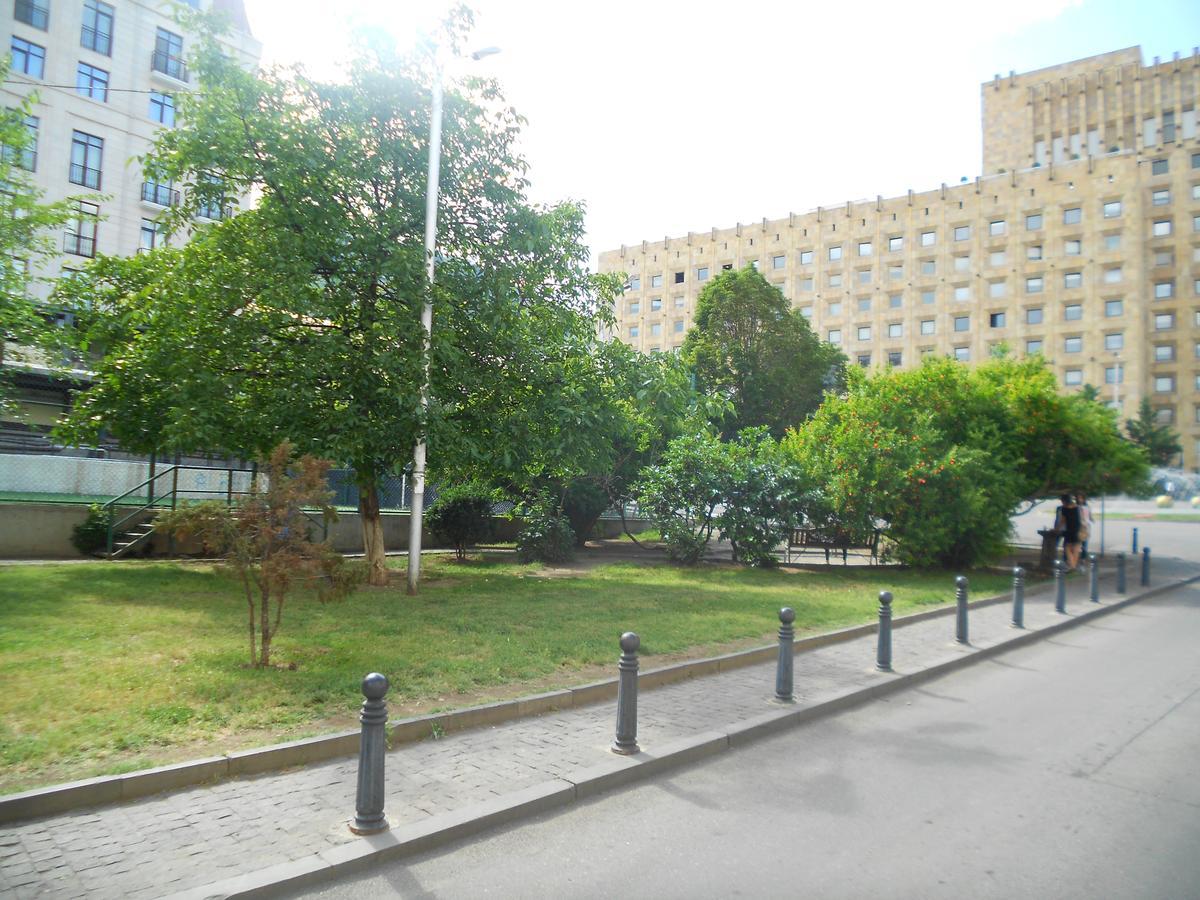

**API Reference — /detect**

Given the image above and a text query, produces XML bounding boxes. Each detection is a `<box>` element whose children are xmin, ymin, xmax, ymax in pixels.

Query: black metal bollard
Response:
<box><xmin>1141</xmin><ymin>547</ymin><xmax>1151</xmax><ymax>587</ymax></box>
<box><xmin>955</xmin><ymin>576</ymin><xmax>969</xmax><ymax>644</ymax></box>
<box><xmin>775</xmin><ymin>608</ymin><xmax>795</xmax><ymax>703</ymax></box>
<box><xmin>1054</xmin><ymin>560</ymin><xmax>1066</xmax><ymax>613</ymax></box>
<box><xmin>876</xmin><ymin>591</ymin><xmax>893</xmax><ymax>672</ymax></box>
<box><xmin>1117</xmin><ymin>552</ymin><xmax>1126</xmax><ymax>594</ymax></box>
<box><xmin>1089</xmin><ymin>554</ymin><xmax>1099</xmax><ymax>602</ymax></box>
<box><xmin>1011</xmin><ymin>567</ymin><xmax>1025</xmax><ymax>629</ymax></box>
<box><xmin>611</xmin><ymin>632</ymin><xmax>641</xmax><ymax>755</ymax></box>
<box><xmin>349</xmin><ymin>672</ymin><xmax>390</xmax><ymax>835</ymax></box>
<box><xmin>1132</xmin><ymin>527</ymin><xmax>1139</xmax><ymax>554</ymax></box>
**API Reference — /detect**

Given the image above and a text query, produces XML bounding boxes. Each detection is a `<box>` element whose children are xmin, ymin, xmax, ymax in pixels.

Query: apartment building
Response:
<box><xmin>2</xmin><ymin>0</ymin><xmax>260</xmax><ymax>433</ymax></box>
<box><xmin>599</xmin><ymin>47</ymin><xmax>1200</xmax><ymax>471</ymax></box>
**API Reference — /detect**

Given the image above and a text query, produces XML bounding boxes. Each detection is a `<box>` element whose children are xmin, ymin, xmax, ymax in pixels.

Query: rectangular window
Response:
<box><xmin>627</xmin><ymin>276</ymin><xmax>641</xmax><ymax>292</ymax></box>
<box><xmin>954</xmin><ymin>225</ymin><xmax>970</xmax><ymax>241</ymax></box>
<box><xmin>888</xmin><ymin>236</ymin><xmax>903</xmax><ymax>252</ymax></box>
<box><xmin>1105</xmin><ymin>332</ymin><xmax>1124</xmax><ymax>350</ymax></box>
<box><xmin>799</xmin><ymin>306</ymin><xmax>812</xmax><ymax>318</ymax></box>
<box><xmin>1065</xmin><ymin>369</ymin><xmax>1083</xmax><ymax>386</ymax></box>
<box><xmin>798</xmin><ymin>277</ymin><xmax>813</xmax><ymax>291</ymax></box>
<box><xmin>888</xmin><ymin>294</ymin><xmax>902</xmax><ymax>309</ymax></box>
<box><xmin>989</xmin><ymin>312</ymin><xmax>1005</xmax><ymax>328</ymax></box>
<box><xmin>1064</xmin><ymin>304</ymin><xmax>1082</xmax><ymax>321</ymax></box>
<box><xmin>1027</xmin><ymin>244</ymin><xmax>1043</xmax><ymax>261</ymax></box>
<box><xmin>920</xmin><ymin>231</ymin><xmax>935</xmax><ymax>247</ymax></box>
<box><xmin>1104</xmin><ymin>233</ymin><xmax>1121</xmax><ymax>251</ymax></box>
<box><xmin>829</xmin><ymin>245</ymin><xmax>843</xmax><ymax>261</ymax></box>
<box><xmin>857</xmin><ymin>269</ymin><xmax>871</xmax><ymax>285</ymax></box>
<box><xmin>827</xmin><ymin>329</ymin><xmax>842</xmax><ymax>344</ymax></box>
<box><xmin>888</xmin><ymin>351</ymin><xmax>902</xmax><ymax>367</ymax></box>
<box><xmin>81</xmin><ymin>0</ymin><xmax>114</xmax><ymax>55</ymax></box>
<box><xmin>1064</xmin><ymin>336</ymin><xmax>1082</xmax><ymax>353</ymax></box>
<box><xmin>857</xmin><ymin>325</ymin><xmax>871</xmax><ymax>341</ymax></box>
<box><xmin>195</xmin><ymin>173</ymin><xmax>228</xmax><ymax>220</ymax></box>
<box><xmin>76</xmin><ymin>62</ymin><xmax>109</xmax><ymax>102</ymax></box>
<box><xmin>1154</xmin><ymin>281</ymin><xmax>1174</xmax><ymax>299</ymax></box>
<box><xmin>1152</xmin><ymin>219</ymin><xmax>1172</xmax><ymax>237</ymax></box>
<box><xmin>1026</xmin><ymin>339</ymin><xmax>1043</xmax><ymax>354</ymax></box>
<box><xmin>10</xmin><ymin>37</ymin><xmax>45</xmax><ymax>78</ymax></box>
<box><xmin>1105</xmin><ymin>366</ymin><xmax>1123</xmax><ymax>384</ymax></box>
<box><xmin>1105</xmin><ymin>299</ymin><xmax>1123</xmax><ymax>317</ymax></box>
<box><xmin>954</xmin><ymin>255</ymin><xmax>970</xmax><ymax>272</ymax></box>
<box><xmin>673</xmin><ymin>320</ymin><xmax>684</xmax><ymax>333</ymax></box>
<box><xmin>920</xmin><ymin>290</ymin><xmax>935</xmax><ymax>304</ymax></box>
<box><xmin>1103</xmin><ymin>267</ymin><xmax>1122</xmax><ymax>284</ymax></box>
<box><xmin>1154</xmin><ymin>344</ymin><xmax>1174</xmax><ymax>362</ymax></box>
<box><xmin>2</xmin><ymin>112</ymin><xmax>38</xmax><ymax>171</ymax></box>
<box><xmin>69</xmin><ymin>130</ymin><xmax>103</xmax><ymax>189</ymax></box>
<box><xmin>1194</xmin><ymin>215</ymin><xmax>1200</xmax><ymax>233</ymax></box>
<box><xmin>988</xmin><ymin>281</ymin><xmax>1006</xmax><ymax>299</ymax></box>
<box><xmin>64</xmin><ymin>200</ymin><xmax>99</xmax><ymax>257</ymax></box>
<box><xmin>749</xmin><ymin>259</ymin><xmax>759</xmax><ymax>271</ymax></box>
<box><xmin>1151</xmin><ymin>158</ymin><xmax>1168</xmax><ymax>175</ymax></box>
<box><xmin>1064</xmin><ymin>272</ymin><xmax>1082</xmax><ymax>289</ymax></box>
<box><xmin>696</xmin><ymin>267</ymin><xmax>709</xmax><ymax>282</ymax></box>
<box><xmin>628</xmin><ymin>325</ymin><xmax>639</xmax><ymax>338</ymax></box>
<box><xmin>989</xmin><ymin>220</ymin><xmax>1006</xmax><ymax>236</ymax></box>
<box><xmin>857</xmin><ymin>298</ymin><xmax>871</xmax><ymax>312</ymax></box>
<box><xmin>1102</xmin><ymin>201</ymin><xmax>1122</xmax><ymax>218</ymax></box>
<box><xmin>14</xmin><ymin>0</ymin><xmax>49</xmax><ymax>30</ymax></box>
<box><xmin>1026</xmin><ymin>308</ymin><xmax>1043</xmax><ymax>325</ymax></box>
<box><xmin>1025</xmin><ymin>213</ymin><xmax>1042</xmax><ymax>230</ymax></box>
<box><xmin>1154</xmin><ymin>408</ymin><xmax>1174</xmax><ymax>425</ymax></box>
<box><xmin>887</xmin><ymin>323</ymin><xmax>902</xmax><ymax>338</ymax></box>
<box><xmin>888</xmin><ymin>264</ymin><xmax>902</xmax><ymax>280</ymax></box>
<box><xmin>147</xmin><ymin>91</ymin><xmax>175</xmax><ymax>125</ymax></box>
<box><xmin>920</xmin><ymin>259</ymin><xmax>935</xmax><ymax>275</ymax></box>
<box><xmin>1152</xmin><ymin>189</ymin><xmax>1170</xmax><ymax>206</ymax></box>
<box><xmin>858</xmin><ymin>241</ymin><xmax>872</xmax><ymax>256</ymax></box>
<box><xmin>771</xmin><ymin>255</ymin><xmax>785</xmax><ymax>270</ymax></box>
<box><xmin>628</xmin><ymin>301</ymin><xmax>639</xmax><ymax>314</ymax></box>
<box><xmin>799</xmin><ymin>250</ymin><xmax>813</xmax><ymax>265</ymax></box>
<box><xmin>954</xmin><ymin>286</ymin><xmax>969</xmax><ymax>301</ymax></box>
<box><xmin>1154</xmin><ymin>376</ymin><xmax>1175</xmax><ymax>393</ymax></box>
<box><xmin>828</xmin><ymin>273</ymin><xmax>842</xmax><ymax>288</ymax></box>
<box><xmin>139</xmin><ymin>218</ymin><xmax>166</xmax><ymax>251</ymax></box>
<box><xmin>152</xmin><ymin>28</ymin><xmax>186</xmax><ymax>80</ymax></box>
<box><xmin>954</xmin><ymin>316</ymin><xmax>969</xmax><ymax>332</ymax></box>
<box><xmin>650</xmin><ymin>274</ymin><xmax>663</xmax><ymax>288</ymax></box>
<box><xmin>857</xmin><ymin>353</ymin><xmax>872</xmax><ymax>367</ymax></box>
<box><xmin>1026</xmin><ymin>277</ymin><xmax>1043</xmax><ymax>294</ymax></box>
<box><xmin>650</xmin><ymin>323</ymin><xmax>661</xmax><ymax>337</ymax></box>
<box><xmin>954</xmin><ymin>346</ymin><xmax>970</xmax><ymax>362</ymax></box>
<box><xmin>650</xmin><ymin>298</ymin><xmax>661</xmax><ymax>311</ymax></box>
<box><xmin>674</xmin><ymin>271</ymin><xmax>685</xmax><ymax>283</ymax></box>
<box><xmin>1154</xmin><ymin>313</ymin><xmax>1174</xmax><ymax>330</ymax></box>
<box><xmin>828</xmin><ymin>301</ymin><xmax>842</xmax><ymax>316</ymax></box>
<box><xmin>920</xmin><ymin>319</ymin><xmax>935</xmax><ymax>335</ymax></box>
<box><xmin>674</xmin><ymin>296</ymin><xmax>685</xmax><ymax>309</ymax></box>
<box><xmin>989</xmin><ymin>250</ymin><xmax>1006</xmax><ymax>267</ymax></box>
<box><xmin>1064</xmin><ymin>240</ymin><xmax>1081</xmax><ymax>256</ymax></box>
<box><xmin>1063</xmin><ymin>207</ymin><xmax>1082</xmax><ymax>225</ymax></box>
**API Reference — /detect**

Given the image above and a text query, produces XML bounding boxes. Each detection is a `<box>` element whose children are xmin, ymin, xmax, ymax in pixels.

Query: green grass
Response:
<box><xmin>1095</xmin><ymin>512</ymin><xmax>1200</xmax><ymax>522</ymax></box>
<box><xmin>0</xmin><ymin>556</ymin><xmax>1013</xmax><ymax>793</ymax></box>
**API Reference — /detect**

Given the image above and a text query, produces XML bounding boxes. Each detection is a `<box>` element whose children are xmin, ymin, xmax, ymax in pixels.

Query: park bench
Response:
<box><xmin>785</xmin><ymin>527</ymin><xmax>883</xmax><ymax>565</ymax></box>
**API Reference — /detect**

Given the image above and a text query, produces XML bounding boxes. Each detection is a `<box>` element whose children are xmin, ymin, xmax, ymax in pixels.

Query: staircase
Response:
<box><xmin>109</xmin><ymin>519</ymin><xmax>156</xmax><ymax>559</ymax></box>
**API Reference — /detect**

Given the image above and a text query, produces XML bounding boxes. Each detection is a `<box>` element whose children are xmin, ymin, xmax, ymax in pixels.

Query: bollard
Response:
<box><xmin>349</xmin><ymin>673</ymin><xmax>390</xmax><ymax>835</ymax></box>
<box><xmin>955</xmin><ymin>576</ymin><xmax>969</xmax><ymax>644</ymax></box>
<box><xmin>1054</xmin><ymin>560</ymin><xmax>1066</xmax><ymax>613</ymax></box>
<box><xmin>1141</xmin><ymin>547</ymin><xmax>1150</xmax><ymax>587</ymax></box>
<box><xmin>1011</xmin><ymin>567</ymin><xmax>1025</xmax><ymax>629</ymax></box>
<box><xmin>1089</xmin><ymin>554</ymin><xmax>1099</xmax><ymax>602</ymax></box>
<box><xmin>876</xmin><ymin>591</ymin><xmax>893</xmax><ymax>672</ymax></box>
<box><xmin>775</xmin><ymin>608</ymin><xmax>795</xmax><ymax>702</ymax></box>
<box><xmin>611</xmin><ymin>632</ymin><xmax>641</xmax><ymax>755</ymax></box>
<box><xmin>1117</xmin><ymin>552</ymin><xmax>1126</xmax><ymax>594</ymax></box>
<box><xmin>1132</xmin><ymin>527</ymin><xmax>1139</xmax><ymax>554</ymax></box>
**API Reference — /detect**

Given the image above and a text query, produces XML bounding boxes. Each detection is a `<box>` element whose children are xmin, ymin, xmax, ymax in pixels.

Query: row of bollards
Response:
<box><xmin>349</xmin><ymin>548</ymin><xmax>1157</xmax><ymax>835</ymax></box>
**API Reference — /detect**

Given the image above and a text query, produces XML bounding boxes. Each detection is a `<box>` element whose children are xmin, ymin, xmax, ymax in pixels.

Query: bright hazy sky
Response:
<box><xmin>241</xmin><ymin>0</ymin><xmax>1200</xmax><ymax>267</ymax></box>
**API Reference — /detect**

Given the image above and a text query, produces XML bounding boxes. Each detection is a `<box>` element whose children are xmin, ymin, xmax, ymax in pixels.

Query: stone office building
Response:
<box><xmin>599</xmin><ymin>47</ymin><xmax>1200</xmax><ymax>471</ymax></box>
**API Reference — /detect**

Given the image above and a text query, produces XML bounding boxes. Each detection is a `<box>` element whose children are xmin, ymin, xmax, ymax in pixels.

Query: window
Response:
<box><xmin>195</xmin><ymin>174</ymin><xmax>228</xmax><ymax>220</ymax></box>
<box><xmin>629</xmin><ymin>325</ymin><xmax>639</xmax><ymax>338</ymax></box>
<box><xmin>953</xmin><ymin>285</ymin><xmax>969</xmax><ymax>301</ymax></box>
<box><xmin>1026</xmin><ymin>339</ymin><xmax>1043</xmax><ymax>354</ymax></box>
<box><xmin>1064</xmin><ymin>271</ymin><xmax>1082</xmax><ymax>289</ymax></box>
<box><xmin>1026</xmin><ymin>308</ymin><xmax>1043</xmax><ymax>325</ymax></box>
<box><xmin>64</xmin><ymin>200</ymin><xmax>98</xmax><ymax>257</ymax></box>
<box><xmin>1155</xmin><ymin>281</ymin><xmax>1174</xmax><ymax>299</ymax></box>
<box><xmin>857</xmin><ymin>297</ymin><xmax>871</xmax><ymax>312</ymax></box>
<box><xmin>674</xmin><ymin>296</ymin><xmax>685</xmax><ymax>309</ymax></box>
<box><xmin>771</xmin><ymin>255</ymin><xmax>785</xmax><ymax>270</ymax></box>
<box><xmin>989</xmin><ymin>250</ymin><xmax>1006</xmax><ymax>267</ymax></box>
<box><xmin>1025</xmin><ymin>213</ymin><xmax>1042</xmax><ymax>230</ymax></box>
<box><xmin>799</xmin><ymin>250</ymin><xmax>813</xmax><ymax>265</ymax></box>
<box><xmin>920</xmin><ymin>259</ymin><xmax>935</xmax><ymax>275</ymax></box>
<box><xmin>1154</xmin><ymin>408</ymin><xmax>1174</xmax><ymax>425</ymax></box>
<box><xmin>1105</xmin><ymin>366</ymin><xmax>1123</xmax><ymax>384</ymax></box>
<box><xmin>628</xmin><ymin>276</ymin><xmax>640</xmax><ymax>291</ymax></box>
<box><xmin>1064</xmin><ymin>369</ymin><xmax>1083</xmax><ymax>386</ymax></box>
<box><xmin>1064</xmin><ymin>336</ymin><xmax>1082</xmax><ymax>353</ymax></box>
<box><xmin>988</xmin><ymin>281</ymin><xmax>1006</xmax><ymax>299</ymax></box>
<box><xmin>920</xmin><ymin>319</ymin><xmax>935</xmax><ymax>335</ymax></box>
<box><xmin>798</xmin><ymin>277</ymin><xmax>813</xmax><ymax>291</ymax></box>
<box><xmin>1063</xmin><ymin>207</ymin><xmax>1081</xmax><ymax>225</ymax></box>
<box><xmin>1195</xmin><ymin>185</ymin><xmax>1200</xmax><ymax>201</ymax></box>
<box><xmin>858</xmin><ymin>241</ymin><xmax>872</xmax><ymax>256</ymax></box>
<box><xmin>1104</xmin><ymin>332</ymin><xmax>1124</xmax><ymax>350</ymax></box>
<box><xmin>888</xmin><ymin>294</ymin><xmax>902</xmax><ymax>309</ymax></box>
<box><xmin>2</xmin><ymin>113</ymin><xmax>38</xmax><ymax>171</ymax></box>
<box><xmin>827</xmin><ymin>329</ymin><xmax>842</xmax><ymax>344</ymax></box>
<box><xmin>153</xmin><ymin>28</ymin><xmax>186</xmax><ymax>80</ymax></box>
<box><xmin>887</xmin><ymin>323</ymin><xmax>902</xmax><ymax>338</ymax></box>
<box><xmin>989</xmin><ymin>312</ymin><xmax>1005</xmax><ymax>328</ymax></box>
<box><xmin>920</xmin><ymin>231</ymin><xmax>935</xmax><ymax>247</ymax></box>
<box><xmin>888</xmin><ymin>236</ymin><xmax>903</xmax><ymax>252</ymax></box>
<box><xmin>76</xmin><ymin>62</ymin><xmax>109</xmax><ymax>102</ymax></box>
<box><xmin>888</xmin><ymin>351</ymin><xmax>902</xmax><ymax>367</ymax></box>
<box><xmin>1064</xmin><ymin>304</ymin><xmax>1082</xmax><ymax>321</ymax></box>
<box><xmin>81</xmin><ymin>0</ymin><xmax>114</xmax><ymax>55</ymax></box>
<box><xmin>888</xmin><ymin>264</ymin><xmax>902</xmax><ymax>280</ymax></box>
<box><xmin>954</xmin><ymin>346</ymin><xmax>970</xmax><ymax>362</ymax></box>
<box><xmin>1151</xmin><ymin>158</ymin><xmax>1168</xmax><ymax>176</ymax></box>
<box><xmin>1155</xmin><ymin>376</ymin><xmax>1175</xmax><ymax>393</ymax></box>
<box><xmin>799</xmin><ymin>306</ymin><xmax>812</xmax><ymax>318</ymax></box>
<box><xmin>989</xmin><ymin>220</ymin><xmax>1006</xmax><ymax>236</ymax></box>
<box><xmin>749</xmin><ymin>259</ymin><xmax>759</xmax><ymax>271</ymax></box>
<box><xmin>650</xmin><ymin>274</ymin><xmax>663</xmax><ymax>288</ymax></box>
<box><xmin>1102</xmin><ymin>201</ymin><xmax>1122</xmax><ymax>219</ymax></box>
<box><xmin>139</xmin><ymin>218</ymin><xmax>165</xmax><ymax>251</ymax></box>
<box><xmin>673</xmin><ymin>320</ymin><xmax>684</xmax><ymax>333</ymax></box>
<box><xmin>1154</xmin><ymin>313</ymin><xmax>1174</xmax><ymax>330</ymax></box>
<box><xmin>829</xmin><ymin>245</ymin><xmax>842</xmax><ymax>261</ymax></box>
<box><xmin>954</xmin><ymin>315</ymin><xmax>969</xmax><ymax>332</ymax></box>
<box><xmin>1103</xmin><ymin>233</ymin><xmax>1121</xmax><ymax>251</ymax></box>
<box><xmin>650</xmin><ymin>297</ymin><xmax>661</xmax><ymax>311</ymax></box>
<box><xmin>69</xmin><ymin>130</ymin><xmax>103</xmax><ymax>189</ymax></box>
<box><xmin>1152</xmin><ymin>189</ymin><xmax>1170</xmax><ymax>206</ymax></box>
<box><xmin>1152</xmin><ymin>219</ymin><xmax>1172</xmax><ymax>237</ymax></box>
<box><xmin>669</xmin><ymin>271</ymin><xmax>682</xmax><ymax>284</ymax></box>
<box><xmin>857</xmin><ymin>353</ymin><xmax>872</xmax><ymax>367</ymax></box>
<box><xmin>10</xmin><ymin>37</ymin><xmax>45</xmax><ymax>78</ymax></box>
<box><xmin>696</xmin><ymin>267</ymin><xmax>708</xmax><ymax>282</ymax></box>
<box><xmin>627</xmin><ymin>301</ymin><xmax>639</xmax><ymax>314</ymax></box>
<box><xmin>857</xmin><ymin>325</ymin><xmax>871</xmax><ymax>341</ymax></box>
<box><xmin>828</xmin><ymin>273</ymin><xmax>842</xmax><ymax>288</ymax></box>
<box><xmin>1027</xmin><ymin>244</ymin><xmax>1043</xmax><ymax>261</ymax></box>
<box><xmin>1154</xmin><ymin>344</ymin><xmax>1174</xmax><ymax>362</ymax></box>
<box><xmin>1194</xmin><ymin>215</ymin><xmax>1200</xmax><ymax>233</ymax></box>
<box><xmin>1105</xmin><ymin>299</ymin><xmax>1123</xmax><ymax>317</ymax></box>
<box><xmin>954</xmin><ymin>225</ymin><xmax>970</xmax><ymax>241</ymax></box>
<box><xmin>650</xmin><ymin>323</ymin><xmax>662</xmax><ymax>337</ymax></box>
<box><xmin>1103</xmin><ymin>267</ymin><xmax>1122</xmax><ymax>284</ymax></box>
<box><xmin>14</xmin><ymin>0</ymin><xmax>49</xmax><ymax>29</ymax></box>
<box><xmin>147</xmin><ymin>91</ymin><xmax>176</xmax><ymax>126</ymax></box>
<box><xmin>920</xmin><ymin>290</ymin><xmax>935</xmax><ymax>304</ymax></box>
<box><xmin>827</xmin><ymin>301</ymin><xmax>841</xmax><ymax>315</ymax></box>
<box><xmin>954</xmin><ymin>255</ymin><xmax>970</xmax><ymax>272</ymax></box>
<box><xmin>1064</xmin><ymin>240</ymin><xmax>1081</xmax><ymax>256</ymax></box>
<box><xmin>1026</xmin><ymin>276</ymin><xmax>1044</xmax><ymax>294</ymax></box>
<box><xmin>857</xmin><ymin>269</ymin><xmax>871</xmax><ymax>285</ymax></box>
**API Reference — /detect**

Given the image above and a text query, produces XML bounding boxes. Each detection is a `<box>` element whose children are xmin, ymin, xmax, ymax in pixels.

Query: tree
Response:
<box><xmin>49</xmin><ymin>11</ymin><xmax>615</xmax><ymax>587</ymax></box>
<box><xmin>427</xmin><ymin>481</ymin><xmax>495</xmax><ymax>560</ymax></box>
<box><xmin>1125</xmin><ymin>398</ymin><xmax>1182</xmax><ymax>466</ymax></box>
<box><xmin>681</xmin><ymin>266</ymin><xmax>845</xmax><ymax>438</ymax></box>
<box><xmin>158</xmin><ymin>442</ymin><xmax>356</xmax><ymax>668</ymax></box>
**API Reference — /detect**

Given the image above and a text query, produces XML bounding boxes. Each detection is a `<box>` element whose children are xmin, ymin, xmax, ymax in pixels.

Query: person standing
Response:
<box><xmin>1053</xmin><ymin>494</ymin><xmax>1082</xmax><ymax>571</ymax></box>
<box><xmin>1077</xmin><ymin>493</ymin><xmax>1091</xmax><ymax>558</ymax></box>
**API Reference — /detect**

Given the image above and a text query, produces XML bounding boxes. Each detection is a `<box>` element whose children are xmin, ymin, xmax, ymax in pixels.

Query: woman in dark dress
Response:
<box><xmin>1055</xmin><ymin>493</ymin><xmax>1082</xmax><ymax>570</ymax></box>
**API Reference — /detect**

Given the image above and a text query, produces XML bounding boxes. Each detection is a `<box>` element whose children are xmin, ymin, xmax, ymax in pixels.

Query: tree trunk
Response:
<box><xmin>359</xmin><ymin>481</ymin><xmax>389</xmax><ymax>586</ymax></box>
<box><xmin>260</xmin><ymin>584</ymin><xmax>272</xmax><ymax>668</ymax></box>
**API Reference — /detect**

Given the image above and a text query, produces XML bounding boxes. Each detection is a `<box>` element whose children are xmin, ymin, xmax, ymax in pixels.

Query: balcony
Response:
<box><xmin>64</xmin><ymin>232</ymin><xmax>96</xmax><ymax>258</ymax></box>
<box><xmin>68</xmin><ymin>163</ymin><xmax>101</xmax><ymax>191</ymax></box>
<box><xmin>151</xmin><ymin>50</ymin><xmax>188</xmax><ymax>83</ymax></box>
<box><xmin>141</xmin><ymin>182</ymin><xmax>180</xmax><ymax>207</ymax></box>
<box><xmin>14</xmin><ymin>0</ymin><xmax>49</xmax><ymax>30</ymax></box>
<box><xmin>196</xmin><ymin>203</ymin><xmax>233</xmax><ymax>222</ymax></box>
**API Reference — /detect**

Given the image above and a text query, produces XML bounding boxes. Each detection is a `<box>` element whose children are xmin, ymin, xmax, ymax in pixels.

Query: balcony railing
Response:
<box><xmin>14</xmin><ymin>0</ymin><xmax>49</xmax><ymax>30</ymax></box>
<box><xmin>196</xmin><ymin>203</ymin><xmax>233</xmax><ymax>222</ymax></box>
<box><xmin>151</xmin><ymin>50</ymin><xmax>188</xmax><ymax>82</ymax></box>
<box><xmin>64</xmin><ymin>232</ymin><xmax>96</xmax><ymax>258</ymax></box>
<box><xmin>81</xmin><ymin>25</ymin><xmax>112</xmax><ymax>56</ymax></box>
<box><xmin>69</xmin><ymin>163</ymin><xmax>101</xmax><ymax>190</ymax></box>
<box><xmin>141</xmin><ymin>182</ymin><xmax>180</xmax><ymax>207</ymax></box>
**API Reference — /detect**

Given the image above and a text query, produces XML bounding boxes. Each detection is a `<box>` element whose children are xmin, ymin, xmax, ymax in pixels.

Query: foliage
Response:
<box><xmin>47</xmin><ymin>11</ymin><xmax>618</xmax><ymax>588</ymax></box>
<box><xmin>635</xmin><ymin>431</ymin><xmax>729</xmax><ymax>563</ymax></box>
<box><xmin>515</xmin><ymin>496</ymin><xmax>577</xmax><ymax>564</ymax></box>
<box><xmin>560</xmin><ymin>479</ymin><xmax>609</xmax><ymax>546</ymax></box>
<box><xmin>427</xmin><ymin>481</ymin><xmax>495</xmax><ymax>560</ymax></box>
<box><xmin>681</xmin><ymin>266</ymin><xmax>846</xmax><ymax>438</ymax></box>
<box><xmin>1125</xmin><ymin>398</ymin><xmax>1182</xmax><ymax>466</ymax></box>
<box><xmin>156</xmin><ymin>442</ymin><xmax>356</xmax><ymax>667</ymax></box>
<box><xmin>70</xmin><ymin>504</ymin><xmax>110</xmax><ymax>557</ymax></box>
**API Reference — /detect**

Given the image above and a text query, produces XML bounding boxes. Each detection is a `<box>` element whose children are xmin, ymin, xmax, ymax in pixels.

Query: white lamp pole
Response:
<box><xmin>407</xmin><ymin>46</ymin><xmax>500</xmax><ymax>595</ymax></box>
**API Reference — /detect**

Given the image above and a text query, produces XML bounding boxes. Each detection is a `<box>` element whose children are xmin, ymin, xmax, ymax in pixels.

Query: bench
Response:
<box><xmin>785</xmin><ymin>527</ymin><xmax>883</xmax><ymax>565</ymax></box>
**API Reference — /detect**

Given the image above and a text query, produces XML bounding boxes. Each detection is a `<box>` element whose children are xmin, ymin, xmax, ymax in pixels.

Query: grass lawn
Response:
<box><xmin>1095</xmin><ymin>512</ymin><xmax>1200</xmax><ymax>522</ymax></box>
<box><xmin>0</xmin><ymin>555</ymin><xmax>1013</xmax><ymax>794</ymax></box>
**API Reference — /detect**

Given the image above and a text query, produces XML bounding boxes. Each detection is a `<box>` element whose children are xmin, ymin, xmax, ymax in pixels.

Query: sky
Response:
<box><xmin>240</xmin><ymin>0</ymin><xmax>1200</xmax><ymax>268</ymax></box>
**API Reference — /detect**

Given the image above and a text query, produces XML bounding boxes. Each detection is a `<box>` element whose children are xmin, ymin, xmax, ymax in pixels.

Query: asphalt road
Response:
<box><xmin>294</xmin><ymin>581</ymin><xmax>1200</xmax><ymax>900</ymax></box>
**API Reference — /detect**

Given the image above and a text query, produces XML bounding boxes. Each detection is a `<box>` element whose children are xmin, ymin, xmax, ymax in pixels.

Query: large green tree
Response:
<box><xmin>681</xmin><ymin>266</ymin><xmax>845</xmax><ymax>438</ymax></box>
<box><xmin>50</xmin><ymin>12</ymin><xmax>617</xmax><ymax>586</ymax></box>
<box><xmin>1125</xmin><ymin>398</ymin><xmax>1182</xmax><ymax>466</ymax></box>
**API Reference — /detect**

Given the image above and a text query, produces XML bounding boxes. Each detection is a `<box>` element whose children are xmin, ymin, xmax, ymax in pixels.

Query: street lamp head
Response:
<box><xmin>470</xmin><ymin>46</ymin><xmax>501</xmax><ymax>61</ymax></box>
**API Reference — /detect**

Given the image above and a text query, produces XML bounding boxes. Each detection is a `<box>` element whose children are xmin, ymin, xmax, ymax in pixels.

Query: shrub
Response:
<box><xmin>635</xmin><ymin>431</ymin><xmax>728</xmax><ymax>564</ymax></box>
<box><xmin>427</xmin><ymin>482</ymin><xmax>495</xmax><ymax>560</ymax></box>
<box><xmin>515</xmin><ymin>503</ymin><xmax>576</xmax><ymax>564</ymax></box>
<box><xmin>70</xmin><ymin>504</ymin><xmax>110</xmax><ymax>556</ymax></box>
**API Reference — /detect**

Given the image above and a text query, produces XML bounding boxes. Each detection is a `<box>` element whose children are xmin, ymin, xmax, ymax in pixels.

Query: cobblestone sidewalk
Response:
<box><xmin>2</xmin><ymin>557</ymin><xmax>1195</xmax><ymax>899</ymax></box>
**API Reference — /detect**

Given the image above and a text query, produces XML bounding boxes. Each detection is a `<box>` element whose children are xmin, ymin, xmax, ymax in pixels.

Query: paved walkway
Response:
<box><xmin>2</xmin><ymin>556</ymin><xmax>1195</xmax><ymax>899</ymax></box>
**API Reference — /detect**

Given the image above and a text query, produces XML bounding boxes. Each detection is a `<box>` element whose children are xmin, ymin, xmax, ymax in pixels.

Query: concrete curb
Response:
<box><xmin>0</xmin><ymin>568</ymin><xmax>1114</xmax><ymax>824</ymax></box>
<box><xmin>170</xmin><ymin>572</ymin><xmax>1199</xmax><ymax>900</ymax></box>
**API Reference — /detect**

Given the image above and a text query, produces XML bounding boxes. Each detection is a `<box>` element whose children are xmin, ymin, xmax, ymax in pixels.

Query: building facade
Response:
<box><xmin>2</xmin><ymin>0</ymin><xmax>260</xmax><ymax>435</ymax></box>
<box><xmin>599</xmin><ymin>47</ymin><xmax>1200</xmax><ymax>472</ymax></box>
